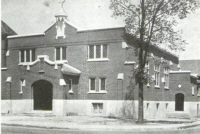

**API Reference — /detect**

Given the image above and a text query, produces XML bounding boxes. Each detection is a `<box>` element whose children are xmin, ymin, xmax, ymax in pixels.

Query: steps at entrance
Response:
<box><xmin>166</xmin><ymin>112</ymin><xmax>190</xmax><ymax>119</ymax></box>
<box><xmin>20</xmin><ymin>111</ymin><xmax>55</xmax><ymax>117</ymax></box>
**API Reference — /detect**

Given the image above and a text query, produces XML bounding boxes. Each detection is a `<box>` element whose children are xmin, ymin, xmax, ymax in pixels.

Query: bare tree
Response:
<box><xmin>110</xmin><ymin>0</ymin><xmax>199</xmax><ymax>124</ymax></box>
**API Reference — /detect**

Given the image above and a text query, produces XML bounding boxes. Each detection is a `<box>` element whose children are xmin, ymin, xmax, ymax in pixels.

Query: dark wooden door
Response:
<box><xmin>33</xmin><ymin>80</ymin><xmax>52</xmax><ymax>110</ymax></box>
<box><xmin>175</xmin><ymin>93</ymin><xmax>184</xmax><ymax>111</ymax></box>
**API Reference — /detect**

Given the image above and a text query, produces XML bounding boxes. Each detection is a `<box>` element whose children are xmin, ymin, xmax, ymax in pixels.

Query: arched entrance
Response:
<box><xmin>175</xmin><ymin>93</ymin><xmax>184</xmax><ymax>111</ymax></box>
<box><xmin>32</xmin><ymin>80</ymin><xmax>53</xmax><ymax>110</ymax></box>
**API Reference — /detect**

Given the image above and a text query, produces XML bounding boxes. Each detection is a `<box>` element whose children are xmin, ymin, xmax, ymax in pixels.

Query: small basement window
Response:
<box><xmin>92</xmin><ymin>103</ymin><xmax>103</xmax><ymax>114</ymax></box>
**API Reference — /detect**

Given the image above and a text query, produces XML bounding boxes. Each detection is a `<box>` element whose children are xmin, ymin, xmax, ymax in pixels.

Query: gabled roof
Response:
<box><xmin>1</xmin><ymin>20</ymin><xmax>17</xmax><ymax>36</ymax></box>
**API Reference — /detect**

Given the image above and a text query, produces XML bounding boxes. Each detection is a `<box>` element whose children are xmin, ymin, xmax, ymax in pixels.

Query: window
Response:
<box><xmin>88</xmin><ymin>44</ymin><xmax>108</xmax><ymax>60</ymax></box>
<box><xmin>19</xmin><ymin>49</ymin><xmax>35</xmax><ymax>63</ymax></box>
<box><xmin>164</xmin><ymin>67</ymin><xmax>169</xmax><ymax>88</ymax></box>
<box><xmin>19</xmin><ymin>79</ymin><xmax>25</xmax><ymax>94</ymax></box>
<box><xmin>198</xmin><ymin>88</ymin><xmax>200</xmax><ymax>96</ymax></box>
<box><xmin>99</xmin><ymin>78</ymin><xmax>106</xmax><ymax>91</ymax></box>
<box><xmin>192</xmin><ymin>85</ymin><xmax>195</xmax><ymax>95</ymax></box>
<box><xmin>89</xmin><ymin>78</ymin><xmax>107</xmax><ymax>93</ymax></box>
<box><xmin>154</xmin><ymin>65</ymin><xmax>160</xmax><ymax>87</ymax></box>
<box><xmin>55</xmin><ymin>47</ymin><xmax>66</xmax><ymax>61</ymax></box>
<box><xmin>93</xmin><ymin>103</ymin><xmax>103</xmax><ymax>114</ymax></box>
<box><xmin>69</xmin><ymin>79</ymin><xmax>72</xmax><ymax>91</ymax></box>
<box><xmin>145</xmin><ymin>61</ymin><xmax>150</xmax><ymax>87</ymax></box>
<box><xmin>89</xmin><ymin>78</ymin><xmax>96</xmax><ymax>91</ymax></box>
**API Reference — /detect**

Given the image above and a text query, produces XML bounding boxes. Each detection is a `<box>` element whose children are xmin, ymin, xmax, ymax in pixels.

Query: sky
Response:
<box><xmin>1</xmin><ymin>0</ymin><xmax>200</xmax><ymax>60</ymax></box>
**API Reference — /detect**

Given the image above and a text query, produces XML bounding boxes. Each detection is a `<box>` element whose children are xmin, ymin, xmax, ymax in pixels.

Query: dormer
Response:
<box><xmin>55</xmin><ymin>0</ymin><xmax>67</xmax><ymax>39</ymax></box>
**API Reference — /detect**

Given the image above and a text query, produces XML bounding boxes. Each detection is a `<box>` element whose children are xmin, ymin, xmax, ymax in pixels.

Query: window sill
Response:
<box><xmin>55</xmin><ymin>60</ymin><xmax>68</xmax><ymax>64</ymax></box>
<box><xmin>164</xmin><ymin>87</ymin><xmax>169</xmax><ymax>90</ymax></box>
<box><xmin>1</xmin><ymin>68</ymin><xmax>7</xmax><ymax>71</ymax></box>
<box><xmin>88</xmin><ymin>91</ymin><xmax>107</xmax><ymax>94</ymax></box>
<box><xmin>87</xmin><ymin>59</ymin><xmax>109</xmax><ymax>62</ymax></box>
<box><xmin>154</xmin><ymin>86</ymin><xmax>160</xmax><ymax>89</ymax></box>
<box><xmin>68</xmin><ymin>90</ymin><xmax>73</xmax><ymax>94</ymax></box>
<box><xmin>18</xmin><ymin>62</ymin><xmax>33</xmax><ymax>66</ymax></box>
<box><xmin>197</xmin><ymin>94</ymin><xmax>200</xmax><ymax>97</ymax></box>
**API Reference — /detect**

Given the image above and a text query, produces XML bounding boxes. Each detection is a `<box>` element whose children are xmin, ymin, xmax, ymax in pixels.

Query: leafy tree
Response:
<box><xmin>110</xmin><ymin>0</ymin><xmax>199</xmax><ymax>124</ymax></box>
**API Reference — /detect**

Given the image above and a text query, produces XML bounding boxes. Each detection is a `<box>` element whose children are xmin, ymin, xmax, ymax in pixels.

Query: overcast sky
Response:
<box><xmin>1</xmin><ymin>0</ymin><xmax>200</xmax><ymax>60</ymax></box>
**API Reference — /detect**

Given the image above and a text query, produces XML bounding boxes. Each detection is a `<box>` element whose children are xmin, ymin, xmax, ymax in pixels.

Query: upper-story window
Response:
<box><xmin>88</xmin><ymin>44</ymin><xmax>108</xmax><ymax>60</ymax></box>
<box><xmin>99</xmin><ymin>78</ymin><xmax>106</xmax><ymax>91</ymax></box>
<box><xmin>145</xmin><ymin>61</ymin><xmax>150</xmax><ymax>87</ymax></box>
<box><xmin>55</xmin><ymin>47</ymin><xmax>66</xmax><ymax>61</ymax></box>
<box><xmin>164</xmin><ymin>67</ymin><xmax>169</xmax><ymax>88</ymax></box>
<box><xmin>89</xmin><ymin>78</ymin><xmax>96</xmax><ymax>92</ymax></box>
<box><xmin>19</xmin><ymin>49</ymin><xmax>35</xmax><ymax>63</ymax></box>
<box><xmin>154</xmin><ymin>64</ymin><xmax>160</xmax><ymax>87</ymax></box>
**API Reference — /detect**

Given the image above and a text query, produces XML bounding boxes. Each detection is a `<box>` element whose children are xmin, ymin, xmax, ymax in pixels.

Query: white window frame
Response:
<box><xmin>146</xmin><ymin>61</ymin><xmax>150</xmax><ymax>87</ymax></box>
<box><xmin>154</xmin><ymin>64</ymin><xmax>160</xmax><ymax>88</ymax></box>
<box><xmin>55</xmin><ymin>47</ymin><xmax>67</xmax><ymax>61</ymax></box>
<box><xmin>88</xmin><ymin>44</ymin><xmax>108</xmax><ymax>61</ymax></box>
<box><xmin>192</xmin><ymin>85</ymin><xmax>195</xmax><ymax>95</ymax></box>
<box><xmin>19</xmin><ymin>79</ymin><xmax>25</xmax><ymax>94</ymax></box>
<box><xmin>19</xmin><ymin>49</ymin><xmax>34</xmax><ymax>63</ymax></box>
<box><xmin>99</xmin><ymin>78</ymin><xmax>106</xmax><ymax>92</ymax></box>
<box><xmin>164</xmin><ymin>67</ymin><xmax>169</xmax><ymax>89</ymax></box>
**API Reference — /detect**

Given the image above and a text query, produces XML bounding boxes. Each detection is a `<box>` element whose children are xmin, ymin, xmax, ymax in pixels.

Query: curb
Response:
<box><xmin>2</xmin><ymin>123</ymin><xmax>198</xmax><ymax>131</ymax></box>
<box><xmin>178</xmin><ymin>124</ymin><xmax>200</xmax><ymax>129</ymax></box>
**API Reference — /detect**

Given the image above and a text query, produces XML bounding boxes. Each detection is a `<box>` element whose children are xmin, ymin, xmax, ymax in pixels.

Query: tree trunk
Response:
<box><xmin>138</xmin><ymin>79</ymin><xmax>144</xmax><ymax>124</ymax></box>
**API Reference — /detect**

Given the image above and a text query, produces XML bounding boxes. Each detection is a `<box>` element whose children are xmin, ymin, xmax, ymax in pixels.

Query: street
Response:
<box><xmin>1</xmin><ymin>125</ymin><xmax>200</xmax><ymax>134</ymax></box>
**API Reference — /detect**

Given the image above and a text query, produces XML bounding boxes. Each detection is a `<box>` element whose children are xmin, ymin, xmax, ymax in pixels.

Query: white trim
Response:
<box><xmin>94</xmin><ymin>45</ymin><xmax>96</xmax><ymax>59</ymax></box>
<box><xmin>117</xmin><ymin>73</ymin><xmax>124</xmax><ymax>80</ymax></box>
<box><xmin>18</xmin><ymin>55</ymin><xmax>68</xmax><ymax>66</ymax></box>
<box><xmin>24</xmin><ymin>50</ymin><xmax>26</xmax><ymax>63</ymax></box>
<box><xmin>7</xmin><ymin>33</ymin><xmax>45</xmax><ymax>39</ymax></box>
<box><xmin>101</xmin><ymin>45</ymin><xmax>103</xmax><ymax>58</ymax></box>
<box><xmin>87</xmin><ymin>59</ymin><xmax>109</xmax><ymax>62</ymax></box>
<box><xmin>124</xmin><ymin>61</ymin><xmax>136</xmax><ymax>65</ymax></box>
<box><xmin>6</xmin><ymin>77</ymin><xmax>12</xmax><ymax>83</ymax></box>
<box><xmin>122</xmin><ymin>42</ymin><xmax>128</xmax><ymax>48</ymax></box>
<box><xmin>88</xmin><ymin>91</ymin><xmax>107</xmax><ymax>94</ymax></box>
<box><xmin>6</xmin><ymin>50</ymin><xmax>9</xmax><ymax>56</ymax></box>
<box><xmin>77</xmin><ymin>26</ymin><xmax>125</xmax><ymax>32</ymax></box>
<box><xmin>170</xmin><ymin>71</ymin><xmax>191</xmax><ymax>74</ymax></box>
<box><xmin>19</xmin><ymin>51</ymin><xmax>21</xmax><ymax>63</ymax></box>
<box><xmin>1</xmin><ymin>68</ymin><xmax>7</xmax><ymax>71</ymax></box>
<box><xmin>192</xmin><ymin>85</ymin><xmax>195</xmax><ymax>95</ymax></box>
<box><xmin>59</xmin><ymin>79</ymin><xmax>66</xmax><ymax>86</ymax></box>
<box><xmin>30</xmin><ymin>50</ymin><xmax>32</xmax><ymax>62</ymax></box>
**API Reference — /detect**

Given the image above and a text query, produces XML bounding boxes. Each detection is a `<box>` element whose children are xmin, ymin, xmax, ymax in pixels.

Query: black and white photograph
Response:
<box><xmin>1</xmin><ymin>0</ymin><xmax>200</xmax><ymax>133</ymax></box>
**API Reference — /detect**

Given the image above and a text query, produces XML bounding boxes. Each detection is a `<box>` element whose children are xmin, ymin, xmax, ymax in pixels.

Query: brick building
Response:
<box><xmin>1</xmin><ymin>10</ymin><xmax>200</xmax><ymax>119</ymax></box>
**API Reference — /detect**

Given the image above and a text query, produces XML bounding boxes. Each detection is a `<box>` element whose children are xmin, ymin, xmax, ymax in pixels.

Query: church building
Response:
<box><xmin>1</xmin><ymin>3</ymin><xmax>200</xmax><ymax>120</ymax></box>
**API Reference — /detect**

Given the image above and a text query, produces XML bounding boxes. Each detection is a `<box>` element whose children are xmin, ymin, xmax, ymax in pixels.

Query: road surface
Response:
<box><xmin>1</xmin><ymin>125</ymin><xmax>200</xmax><ymax>134</ymax></box>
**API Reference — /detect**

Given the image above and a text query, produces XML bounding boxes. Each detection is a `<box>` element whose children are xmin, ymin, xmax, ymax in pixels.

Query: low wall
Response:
<box><xmin>1</xmin><ymin>100</ymin><xmax>32</xmax><ymax>114</ymax></box>
<box><xmin>2</xmin><ymin>100</ymin><xmax>200</xmax><ymax>119</ymax></box>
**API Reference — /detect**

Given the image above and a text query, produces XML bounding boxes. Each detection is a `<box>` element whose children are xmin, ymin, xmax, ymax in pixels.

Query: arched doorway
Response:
<box><xmin>175</xmin><ymin>93</ymin><xmax>184</xmax><ymax>111</ymax></box>
<box><xmin>32</xmin><ymin>80</ymin><xmax>53</xmax><ymax>110</ymax></box>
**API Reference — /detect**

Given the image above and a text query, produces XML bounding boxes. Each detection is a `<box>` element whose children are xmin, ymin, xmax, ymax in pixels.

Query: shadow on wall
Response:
<box><xmin>118</xmin><ymin>75</ymin><xmax>137</xmax><ymax>119</ymax></box>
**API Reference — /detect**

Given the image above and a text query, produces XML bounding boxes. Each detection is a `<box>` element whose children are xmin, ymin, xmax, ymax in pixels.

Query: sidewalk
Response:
<box><xmin>1</xmin><ymin>114</ymin><xmax>200</xmax><ymax>131</ymax></box>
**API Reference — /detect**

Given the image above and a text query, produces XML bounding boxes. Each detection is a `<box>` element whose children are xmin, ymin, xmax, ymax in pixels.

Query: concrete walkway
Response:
<box><xmin>1</xmin><ymin>114</ymin><xmax>200</xmax><ymax>131</ymax></box>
